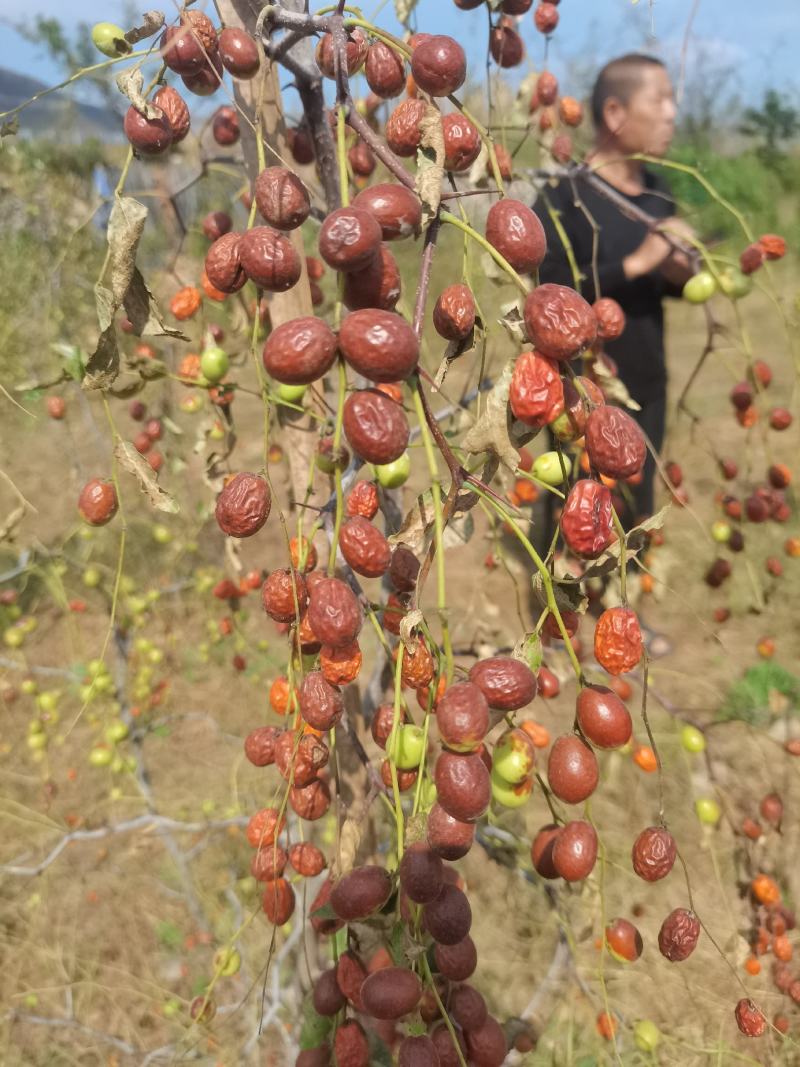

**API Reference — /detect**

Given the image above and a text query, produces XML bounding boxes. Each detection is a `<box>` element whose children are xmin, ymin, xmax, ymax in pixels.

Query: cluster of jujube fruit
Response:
<box><xmin>63</xmin><ymin>0</ymin><xmax>793</xmax><ymax>1057</ymax></box>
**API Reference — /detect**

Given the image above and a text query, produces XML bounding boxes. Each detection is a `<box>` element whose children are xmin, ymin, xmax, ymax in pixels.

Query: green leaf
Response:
<box><xmin>299</xmin><ymin>994</ymin><xmax>333</xmax><ymax>1049</ymax></box>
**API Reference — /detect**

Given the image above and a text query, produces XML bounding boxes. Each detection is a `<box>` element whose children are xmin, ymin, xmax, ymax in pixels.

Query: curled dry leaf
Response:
<box><xmin>116</xmin><ymin>67</ymin><xmax>162</xmax><ymax>120</ymax></box>
<box><xmin>415</xmin><ymin>104</ymin><xmax>445</xmax><ymax>230</ymax></box>
<box><xmin>580</xmin><ymin>505</ymin><xmax>669</xmax><ymax>581</ymax></box>
<box><xmin>531</xmin><ymin>571</ymin><xmax>588</xmax><ymax>619</ymax></box>
<box><xmin>461</xmin><ymin>358</ymin><xmax>521</xmax><ymax>470</ymax></box>
<box><xmin>114</xmin><ymin>440</ymin><xmax>179</xmax><ymax>514</ymax></box>
<box><xmin>400</xmin><ymin>609</ymin><xmax>425</xmax><ymax>652</ymax></box>
<box><xmin>124</xmin><ymin>11</ymin><xmax>165</xmax><ymax>45</ymax></box>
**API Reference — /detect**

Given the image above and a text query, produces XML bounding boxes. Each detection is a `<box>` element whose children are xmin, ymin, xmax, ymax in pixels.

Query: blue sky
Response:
<box><xmin>0</xmin><ymin>0</ymin><xmax>797</xmax><ymax>112</ymax></box>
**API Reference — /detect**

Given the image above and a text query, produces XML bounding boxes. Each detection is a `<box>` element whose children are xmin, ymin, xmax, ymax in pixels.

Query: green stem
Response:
<box><xmin>411</xmin><ymin>381</ymin><xmax>453</xmax><ymax>681</ymax></box>
<box><xmin>388</xmin><ymin>646</ymin><xmax>406</xmax><ymax>858</ymax></box>
<box><xmin>440</xmin><ymin>211</ymin><xmax>529</xmax><ymax>294</ymax></box>
<box><xmin>471</xmin><ymin>483</ymin><xmax>584</xmax><ymax>683</ymax></box>
<box><xmin>420</xmin><ymin>956</ymin><xmax>468</xmax><ymax>1067</ymax></box>
<box><xmin>610</xmin><ymin>507</ymin><xmax>627</xmax><ymax>605</ymax></box>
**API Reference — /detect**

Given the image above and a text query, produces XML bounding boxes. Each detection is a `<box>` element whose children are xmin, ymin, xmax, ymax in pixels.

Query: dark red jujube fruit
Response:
<box><xmin>244</xmin><ymin>725</ymin><xmax>281</xmax><ymax>767</ymax></box>
<box><xmin>485</xmin><ymin>199</ymin><xmax>547</xmax><ymax>274</ymax></box>
<box><xmin>442</xmin><ymin>112</ymin><xmax>482</xmax><ymax>172</ymax></box>
<box><xmin>342</xmin><ymin>245</ymin><xmax>401</xmax><ymax>312</ymax></box>
<box><xmin>261</xmin><ymin>568</ymin><xmax>308</xmax><ymax>622</ymax></box>
<box><xmin>435</xmin><ymin>751</ymin><xmax>491</xmax><ymax>822</ymax></box>
<box><xmin>78</xmin><ymin>479</ymin><xmax>118</xmax><ymax>526</ymax></box>
<box><xmin>352</xmin><ymin>182</ymin><xmax>422</xmax><ymax>240</ymax></box>
<box><xmin>398</xmin><ymin>1035</ymin><xmax>440</xmax><ymax>1067</ymax></box>
<box><xmin>547</xmin><ymin>734</ymin><xmax>599</xmax><ymax>804</ymax></box>
<box><xmin>339</xmin><ymin>516</ymin><xmax>392</xmax><ymax>578</ymax></box>
<box><xmin>218</xmin><ymin>27</ymin><xmax>260</xmax><ymax>78</ymax></box>
<box><xmin>410</xmin><ymin>35</ymin><xmax>466</xmax><ymax>96</ymax></box>
<box><xmin>585</xmin><ymin>405</ymin><xmax>646</xmax><ymax>479</ymax></box>
<box><xmin>427</xmin><ymin>802</ymin><xmax>475</xmax><ymax>859</ymax></box>
<box><xmin>239</xmin><ymin>226</ymin><xmax>301</xmax><ymax>291</ymax></box>
<box><xmin>560</xmin><ymin>479</ymin><xmax>613</xmax><ymax>558</ymax></box>
<box><xmin>205</xmin><ymin>232</ymin><xmax>247</xmax><ymax>293</ymax></box>
<box><xmin>658</xmin><ymin>907</ymin><xmax>701</xmax><ymax>962</ymax></box>
<box><xmin>423</xmin><ymin>883</ymin><xmax>472</xmax><ymax>944</ymax></box>
<box><xmin>632</xmin><ymin>826</ymin><xmax>677</xmax><ymax>882</ymax></box>
<box><xmin>530</xmin><ymin>823</ymin><xmax>560</xmax><ymax>879</ymax></box>
<box><xmin>436</xmin><ymin>681</ymin><xmax>490</xmax><ymax>753</ymax></box>
<box><xmin>433</xmin><ymin>283</ymin><xmax>476</xmax><ymax>341</ymax></box>
<box><xmin>330</xmin><ymin>865</ymin><xmax>393</xmax><ymax>921</ymax></box>
<box><xmin>307</xmin><ymin>577</ymin><xmax>362</xmax><ymax>648</ymax></box>
<box><xmin>318</xmin><ymin>206</ymin><xmax>382</xmax><ymax>272</ymax></box>
<box><xmin>523</xmin><ymin>283</ymin><xmax>597</xmax><ymax>360</ymax></box>
<box><xmin>123</xmin><ymin>106</ymin><xmax>173</xmax><ymax>155</ymax></box>
<box><xmin>465</xmin><ymin>1014</ymin><xmax>508</xmax><ymax>1066</ymax></box>
<box><xmin>343</xmin><ymin>388</ymin><xmax>410</xmax><ymax>464</ymax></box>
<box><xmin>552</xmin><ymin>820</ymin><xmax>598</xmax><ymax>881</ymax></box>
<box><xmin>434</xmin><ymin>936</ymin><xmax>477</xmax><ymax>980</ymax></box>
<box><xmin>399</xmin><ymin>842</ymin><xmax>444</xmax><ymax>904</ymax></box>
<box><xmin>215</xmin><ymin>473</ymin><xmax>270</xmax><ymax>537</ymax></box>
<box><xmin>360</xmin><ymin>967</ymin><xmax>422</xmax><ymax>1019</ymax></box>
<box><xmin>575</xmin><ymin>685</ymin><xmax>632</xmax><ymax>748</ymax></box>
<box><xmin>298</xmin><ymin>671</ymin><xmax>344</xmax><ymax>731</ymax></box>
<box><xmin>152</xmin><ymin>86</ymin><xmax>189</xmax><ymax>143</ymax></box>
<box><xmin>468</xmin><ymin>656</ymin><xmax>537</xmax><ymax>710</ymax></box>
<box><xmin>254</xmin><ymin>166</ymin><xmax>310</xmax><ymax>230</ymax></box>
<box><xmin>339</xmin><ymin>309</ymin><xmax>419</xmax><ymax>382</ymax></box>
<box><xmin>509</xmin><ymin>350</ymin><xmax>564</xmax><ymax>427</ymax></box>
<box><xmin>365</xmin><ymin>39</ymin><xmax>406</xmax><ymax>98</ymax></box>
<box><xmin>262</xmin><ymin>316</ymin><xmax>337</xmax><ymax>385</ymax></box>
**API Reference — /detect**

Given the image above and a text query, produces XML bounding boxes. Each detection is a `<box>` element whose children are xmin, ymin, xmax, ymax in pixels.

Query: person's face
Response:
<box><xmin>603</xmin><ymin>66</ymin><xmax>676</xmax><ymax>156</ymax></box>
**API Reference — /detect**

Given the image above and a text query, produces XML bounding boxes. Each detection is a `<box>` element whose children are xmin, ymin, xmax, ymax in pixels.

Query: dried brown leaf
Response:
<box><xmin>415</xmin><ymin>104</ymin><xmax>444</xmax><ymax>230</ymax></box>
<box><xmin>114</xmin><ymin>440</ymin><xmax>179</xmax><ymax>514</ymax></box>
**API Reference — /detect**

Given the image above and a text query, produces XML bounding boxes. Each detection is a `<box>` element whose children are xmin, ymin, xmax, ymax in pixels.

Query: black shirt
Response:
<box><xmin>533</xmin><ymin>168</ymin><xmax>682</xmax><ymax>406</ymax></box>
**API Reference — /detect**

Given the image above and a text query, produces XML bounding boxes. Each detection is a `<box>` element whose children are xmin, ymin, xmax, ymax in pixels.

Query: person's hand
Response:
<box><xmin>623</xmin><ymin>216</ymin><xmax>696</xmax><ymax>280</ymax></box>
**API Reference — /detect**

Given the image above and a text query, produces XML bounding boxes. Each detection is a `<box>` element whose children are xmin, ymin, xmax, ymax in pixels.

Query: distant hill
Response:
<box><xmin>0</xmin><ymin>66</ymin><xmax>122</xmax><ymax>140</ymax></box>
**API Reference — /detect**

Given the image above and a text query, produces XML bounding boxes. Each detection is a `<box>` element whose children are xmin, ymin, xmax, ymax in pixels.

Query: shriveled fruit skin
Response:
<box><xmin>585</xmin><ymin>405</ymin><xmax>646</xmax><ymax>479</ymax></box>
<box><xmin>244</xmin><ymin>725</ymin><xmax>280</xmax><ymax>767</ymax></box>
<box><xmin>386</xmin><ymin>98</ymin><xmax>428</xmax><ymax>156</ymax></box>
<box><xmin>263</xmin><ymin>316</ymin><xmax>338</xmax><ymax>385</ymax></box>
<box><xmin>509</xmin><ymin>350</ymin><xmax>564</xmax><ymax>427</ymax></box>
<box><xmin>360</xmin><ymin>967</ymin><xmax>422</xmax><ymax>1019</ymax></box>
<box><xmin>330</xmin><ymin>864</ymin><xmax>393</xmax><ymax>921</ymax></box>
<box><xmin>411</xmin><ymin>35</ymin><xmax>466</xmax><ymax>96</ymax></box>
<box><xmin>254</xmin><ymin>166</ymin><xmax>310</xmax><ymax>230</ymax></box>
<box><xmin>152</xmin><ymin>86</ymin><xmax>190</xmax><ymax>142</ymax></box>
<box><xmin>435</xmin><ymin>751</ymin><xmax>491</xmax><ymax>822</ymax></box>
<box><xmin>251</xmin><ymin>843</ymin><xmax>288</xmax><ymax>881</ymax></box>
<box><xmin>547</xmin><ymin>734</ymin><xmax>599</xmax><ymax>804</ymax></box>
<box><xmin>288</xmin><ymin>842</ymin><xmax>326</xmax><ymax>877</ymax></box>
<box><xmin>239</xmin><ymin>226</ymin><xmax>301</xmax><ymax>291</ymax></box>
<box><xmin>552</xmin><ymin>820</ymin><xmax>598</xmax><ymax>881</ymax></box>
<box><xmin>433</xmin><ymin>283</ymin><xmax>476</xmax><ymax>341</ymax></box>
<box><xmin>486</xmin><ymin>199</ymin><xmax>547</xmax><ymax>274</ymax></box>
<box><xmin>399</xmin><ymin>842</ymin><xmax>444</xmax><ymax>904</ymax></box>
<box><xmin>339</xmin><ymin>309</ymin><xmax>419</xmax><ymax>382</ymax></box>
<box><xmin>560</xmin><ymin>479</ymin><xmax>613</xmax><ymax>558</ymax></box>
<box><xmin>423</xmin><ymin>883</ymin><xmax>472</xmax><ymax>944</ymax></box>
<box><xmin>593</xmin><ymin>297</ymin><xmax>625</xmax><ymax>340</ymax></box>
<box><xmin>390</xmin><ymin>544</ymin><xmax>420</xmax><ymax>591</ymax></box>
<box><xmin>523</xmin><ymin>283</ymin><xmax>597</xmax><ymax>360</ymax></box>
<box><xmin>427</xmin><ymin>802</ymin><xmax>475</xmax><ymax>859</ymax></box>
<box><xmin>336</xmin><ymin>950</ymin><xmax>367</xmax><ymax>1009</ymax></box>
<box><xmin>298</xmin><ymin>671</ymin><xmax>344</xmax><ymax>731</ymax></box>
<box><xmin>365</xmin><ymin>39</ymin><xmax>406</xmax><ymax>98</ymax></box>
<box><xmin>441</xmin><ymin>113</ymin><xmax>482</xmax><ymax>172</ymax></box>
<box><xmin>202</xmin><ymin>210</ymin><xmax>232</xmax><ymax>241</ymax></box>
<box><xmin>658</xmin><ymin>907</ymin><xmax>700</xmax><ymax>962</ymax></box>
<box><xmin>436</xmin><ymin>681</ymin><xmax>490</xmax><ymax>752</ymax></box>
<box><xmin>307</xmin><ymin>577</ymin><xmax>362</xmax><ymax>648</ymax></box>
<box><xmin>530</xmin><ymin>823</ymin><xmax>560</xmax><ymax>879</ymax></box>
<box><xmin>343</xmin><ymin>388</ymin><xmax>410</xmax><ymax>464</ymax></box>
<box><xmin>434</xmin><ymin>936</ymin><xmax>477</xmax><ymax>980</ymax></box>
<box><xmin>290</xmin><ymin>778</ymin><xmax>331</xmax><ymax>821</ymax></box>
<box><xmin>318</xmin><ymin>206</ymin><xmax>382</xmax><ymax>272</ymax></box>
<box><xmin>594</xmin><ymin>607</ymin><xmax>643</xmax><ymax>675</ymax></box>
<box><xmin>274</xmin><ymin>730</ymin><xmax>328</xmax><ymax>787</ymax></box>
<box><xmin>261</xmin><ymin>568</ymin><xmax>307</xmax><ymax>622</ymax></box>
<box><xmin>339</xmin><ymin>516</ymin><xmax>391</xmax><ymax>578</ymax></box>
<box><xmin>352</xmin><ymin>182</ymin><xmax>422</xmax><ymax>240</ymax></box>
<box><xmin>78</xmin><ymin>480</ymin><xmax>118</xmax><ymax>526</ymax></box>
<box><xmin>215</xmin><ymin>473</ymin><xmax>270</xmax><ymax>537</ymax></box>
<box><xmin>631</xmin><ymin>826</ymin><xmax>677</xmax><ymax>882</ymax></box>
<box><xmin>575</xmin><ymin>685</ymin><xmax>632</xmax><ymax>748</ymax></box>
<box><xmin>734</xmin><ymin>998</ymin><xmax>766</xmax><ymax>1037</ymax></box>
<box><xmin>465</xmin><ymin>1014</ymin><xmax>508</xmax><ymax>1066</ymax></box>
<box><xmin>205</xmin><ymin>232</ymin><xmax>247</xmax><ymax>293</ymax></box>
<box><xmin>468</xmin><ymin>656</ymin><xmax>537</xmax><ymax>710</ymax></box>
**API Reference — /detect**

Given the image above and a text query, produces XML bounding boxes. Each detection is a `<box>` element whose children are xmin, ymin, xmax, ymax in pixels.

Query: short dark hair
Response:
<box><xmin>590</xmin><ymin>54</ymin><xmax>666</xmax><ymax>129</ymax></box>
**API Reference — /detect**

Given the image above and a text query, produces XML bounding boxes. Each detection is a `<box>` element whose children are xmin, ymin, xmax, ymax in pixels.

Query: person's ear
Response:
<box><xmin>602</xmin><ymin>96</ymin><xmax>626</xmax><ymax>137</ymax></box>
